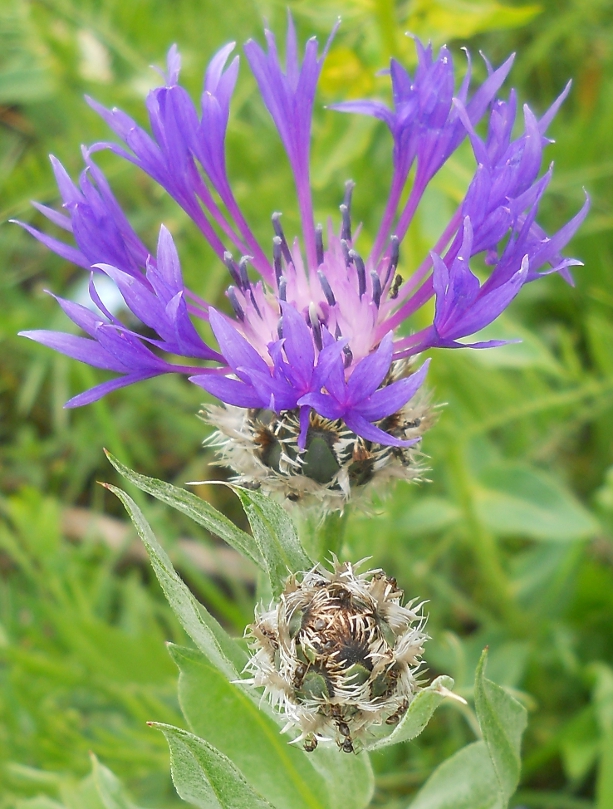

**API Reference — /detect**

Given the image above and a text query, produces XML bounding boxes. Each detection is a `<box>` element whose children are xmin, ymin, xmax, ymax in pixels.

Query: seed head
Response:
<box><xmin>243</xmin><ymin>559</ymin><xmax>428</xmax><ymax>752</ymax></box>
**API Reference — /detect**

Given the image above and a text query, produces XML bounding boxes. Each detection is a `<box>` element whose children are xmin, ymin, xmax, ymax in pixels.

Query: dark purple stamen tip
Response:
<box><xmin>340</xmin><ymin>239</ymin><xmax>351</xmax><ymax>267</ymax></box>
<box><xmin>340</xmin><ymin>204</ymin><xmax>351</xmax><ymax>242</ymax></box>
<box><xmin>343</xmin><ymin>179</ymin><xmax>355</xmax><ymax>208</ymax></box>
<box><xmin>278</xmin><ymin>277</ymin><xmax>287</xmax><ymax>301</ymax></box>
<box><xmin>384</xmin><ymin>235</ymin><xmax>400</xmax><ymax>287</ymax></box>
<box><xmin>249</xmin><ymin>288</ymin><xmax>262</xmax><ymax>318</ymax></box>
<box><xmin>272</xmin><ymin>212</ymin><xmax>293</xmax><ymax>264</ymax></box>
<box><xmin>227</xmin><ymin>286</ymin><xmax>245</xmax><ymax>321</ymax></box>
<box><xmin>273</xmin><ymin>236</ymin><xmax>283</xmax><ymax>282</ymax></box>
<box><xmin>223</xmin><ymin>251</ymin><xmax>242</xmax><ymax>288</ymax></box>
<box><xmin>315</xmin><ymin>223</ymin><xmax>324</xmax><ymax>267</ymax></box>
<box><xmin>309</xmin><ymin>303</ymin><xmax>323</xmax><ymax>351</ymax></box>
<box><xmin>370</xmin><ymin>271</ymin><xmax>382</xmax><ymax>308</ymax></box>
<box><xmin>238</xmin><ymin>256</ymin><xmax>251</xmax><ymax>289</ymax></box>
<box><xmin>318</xmin><ymin>269</ymin><xmax>336</xmax><ymax>306</ymax></box>
<box><xmin>349</xmin><ymin>250</ymin><xmax>366</xmax><ymax>298</ymax></box>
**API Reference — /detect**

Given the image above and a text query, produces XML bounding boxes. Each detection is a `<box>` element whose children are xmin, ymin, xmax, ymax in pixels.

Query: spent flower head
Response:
<box><xmin>18</xmin><ymin>16</ymin><xmax>588</xmax><ymax>508</ymax></box>
<box><xmin>244</xmin><ymin>558</ymin><xmax>428</xmax><ymax>753</ymax></box>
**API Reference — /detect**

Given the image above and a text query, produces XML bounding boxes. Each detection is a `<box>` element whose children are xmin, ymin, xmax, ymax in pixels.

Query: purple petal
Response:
<box><xmin>191</xmin><ymin>373</ymin><xmax>265</xmax><ymax>408</ymax></box>
<box><xmin>19</xmin><ymin>329</ymin><xmax>125</xmax><ymax>371</ymax></box>
<box><xmin>208</xmin><ymin>308</ymin><xmax>270</xmax><ymax>379</ymax></box>
<box><xmin>51</xmin><ymin>292</ymin><xmax>111</xmax><ymax>337</ymax></box>
<box><xmin>310</xmin><ymin>337</ymin><xmax>347</xmax><ymax>393</ymax></box>
<box><xmin>279</xmin><ymin>302</ymin><xmax>315</xmax><ymax>389</ymax></box>
<box><xmin>298</xmin><ymin>391</ymin><xmax>344</xmax><ymax>420</ymax></box>
<box><xmin>298</xmin><ymin>405</ymin><xmax>311</xmax><ymax>450</ymax></box>
<box><xmin>357</xmin><ymin>359</ymin><xmax>430</xmax><ymax>421</ymax></box>
<box><xmin>346</xmin><ymin>332</ymin><xmax>394</xmax><ymax>402</ymax></box>
<box><xmin>12</xmin><ymin>220</ymin><xmax>90</xmax><ymax>269</ymax></box>
<box><xmin>65</xmin><ymin>372</ymin><xmax>159</xmax><ymax>408</ymax></box>
<box><xmin>329</xmin><ymin>99</ymin><xmax>396</xmax><ymax>128</ymax></box>
<box><xmin>30</xmin><ymin>201</ymin><xmax>73</xmax><ymax>231</ymax></box>
<box><xmin>343</xmin><ymin>412</ymin><xmax>421</xmax><ymax>448</ymax></box>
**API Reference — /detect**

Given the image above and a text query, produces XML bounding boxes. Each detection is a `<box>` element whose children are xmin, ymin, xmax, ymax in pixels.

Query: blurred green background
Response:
<box><xmin>1</xmin><ymin>0</ymin><xmax>612</xmax><ymax>807</ymax></box>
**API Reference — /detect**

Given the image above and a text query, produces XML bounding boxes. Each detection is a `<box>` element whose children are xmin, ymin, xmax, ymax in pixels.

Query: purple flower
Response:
<box><xmin>18</xmin><ymin>17</ymin><xmax>587</xmax><ymax>450</ymax></box>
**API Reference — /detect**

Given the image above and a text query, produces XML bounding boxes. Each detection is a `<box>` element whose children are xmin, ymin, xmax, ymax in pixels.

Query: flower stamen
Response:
<box><xmin>317</xmin><ymin>269</ymin><xmax>336</xmax><ymax>307</ymax></box>
<box><xmin>315</xmin><ymin>223</ymin><xmax>325</xmax><ymax>267</ymax></box>
<box><xmin>272</xmin><ymin>212</ymin><xmax>293</xmax><ymax>265</ymax></box>
<box><xmin>349</xmin><ymin>249</ymin><xmax>367</xmax><ymax>298</ymax></box>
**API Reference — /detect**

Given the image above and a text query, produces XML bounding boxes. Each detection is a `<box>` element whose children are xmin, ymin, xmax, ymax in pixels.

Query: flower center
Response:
<box><xmin>222</xmin><ymin>182</ymin><xmax>403</xmax><ymax>370</ymax></box>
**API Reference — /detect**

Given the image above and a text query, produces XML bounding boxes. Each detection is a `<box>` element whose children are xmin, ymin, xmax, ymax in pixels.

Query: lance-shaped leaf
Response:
<box><xmin>408</xmin><ymin>650</ymin><xmax>527</xmax><ymax>809</ymax></box>
<box><xmin>409</xmin><ymin>741</ymin><xmax>499</xmax><ymax>809</ymax></box>
<box><xmin>474</xmin><ymin>649</ymin><xmax>527</xmax><ymax>804</ymax></box>
<box><xmin>91</xmin><ymin>754</ymin><xmax>144</xmax><ymax>809</ymax></box>
<box><xmin>230</xmin><ymin>486</ymin><xmax>313</xmax><ymax>596</ymax></box>
<box><xmin>369</xmin><ymin>675</ymin><xmax>456</xmax><ymax>750</ymax></box>
<box><xmin>169</xmin><ymin>643</ymin><xmax>374</xmax><ymax>809</ymax></box>
<box><xmin>153</xmin><ymin>724</ymin><xmax>276</xmax><ymax>809</ymax></box>
<box><xmin>105</xmin><ymin>484</ymin><xmax>246</xmax><ymax>677</ymax></box>
<box><xmin>105</xmin><ymin>451</ymin><xmax>263</xmax><ymax>569</ymax></box>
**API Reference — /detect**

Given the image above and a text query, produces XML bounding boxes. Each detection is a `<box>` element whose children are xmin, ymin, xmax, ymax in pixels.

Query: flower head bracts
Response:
<box><xmin>243</xmin><ymin>559</ymin><xmax>429</xmax><ymax>752</ymax></box>
<box><xmin>18</xmin><ymin>17</ymin><xmax>587</xmax><ymax>490</ymax></box>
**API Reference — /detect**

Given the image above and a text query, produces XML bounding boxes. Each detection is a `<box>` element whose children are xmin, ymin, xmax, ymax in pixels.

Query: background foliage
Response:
<box><xmin>1</xmin><ymin>0</ymin><xmax>612</xmax><ymax>807</ymax></box>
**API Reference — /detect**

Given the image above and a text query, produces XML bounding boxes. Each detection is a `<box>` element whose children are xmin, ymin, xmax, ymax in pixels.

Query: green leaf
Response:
<box><xmin>597</xmin><ymin>729</ymin><xmax>613</xmax><ymax>809</ymax></box>
<box><xmin>394</xmin><ymin>498</ymin><xmax>460</xmax><ymax>536</ymax></box>
<box><xmin>409</xmin><ymin>652</ymin><xmax>526</xmax><ymax>809</ymax></box>
<box><xmin>370</xmin><ymin>675</ymin><xmax>456</xmax><ymax>750</ymax></box>
<box><xmin>154</xmin><ymin>723</ymin><xmax>276</xmax><ymax>809</ymax></box>
<box><xmin>474</xmin><ymin>463</ymin><xmax>599</xmax><ymax>542</ymax></box>
<box><xmin>230</xmin><ymin>486</ymin><xmax>313</xmax><ymax>596</ymax></box>
<box><xmin>560</xmin><ymin>707</ymin><xmax>600</xmax><ymax>781</ymax></box>
<box><xmin>169</xmin><ymin>643</ymin><xmax>373</xmax><ymax>809</ymax></box>
<box><xmin>307</xmin><ymin>746</ymin><xmax>374</xmax><ymax>809</ymax></box>
<box><xmin>91</xmin><ymin>755</ymin><xmax>142</xmax><ymax>809</ymax></box>
<box><xmin>105</xmin><ymin>484</ymin><xmax>245</xmax><ymax>678</ymax></box>
<box><xmin>474</xmin><ymin>650</ymin><xmax>527</xmax><ymax>804</ymax></box>
<box><xmin>409</xmin><ymin>741</ymin><xmax>499</xmax><ymax>809</ymax></box>
<box><xmin>58</xmin><ymin>776</ymin><xmax>110</xmax><ymax>809</ymax></box>
<box><xmin>105</xmin><ymin>451</ymin><xmax>263</xmax><ymax>569</ymax></box>
<box><xmin>15</xmin><ymin>799</ymin><xmax>66</xmax><ymax>809</ymax></box>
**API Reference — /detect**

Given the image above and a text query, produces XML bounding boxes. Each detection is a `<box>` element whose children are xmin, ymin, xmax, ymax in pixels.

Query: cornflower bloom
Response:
<box><xmin>18</xmin><ymin>18</ymin><xmax>587</xmax><ymax>508</ymax></box>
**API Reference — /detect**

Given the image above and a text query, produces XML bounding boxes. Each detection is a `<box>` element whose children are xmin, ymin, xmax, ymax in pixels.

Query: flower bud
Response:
<box><xmin>243</xmin><ymin>559</ymin><xmax>428</xmax><ymax>752</ymax></box>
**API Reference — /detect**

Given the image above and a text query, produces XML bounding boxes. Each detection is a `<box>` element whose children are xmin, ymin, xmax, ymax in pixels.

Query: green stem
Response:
<box><xmin>299</xmin><ymin>507</ymin><xmax>350</xmax><ymax>563</ymax></box>
<box><xmin>318</xmin><ymin>508</ymin><xmax>350</xmax><ymax>561</ymax></box>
